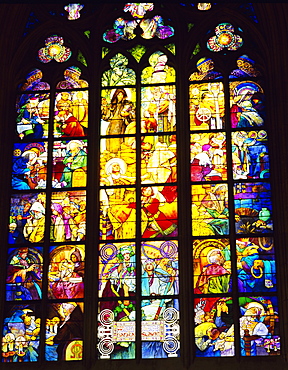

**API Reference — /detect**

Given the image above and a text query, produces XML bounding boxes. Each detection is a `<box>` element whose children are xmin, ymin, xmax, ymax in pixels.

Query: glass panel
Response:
<box><xmin>230</xmin><ymin>80</ymin><xmax>265</xmax><ymax>128</ymax></box>
<box><xmin>141</xmin><ymin>135</ymin><xmax>177</xmax><ymax>184</ymax></box>
<box><xmin>193</xmin><ymin>239</ymin><xmax>231</xmax><ymax>294</ymax></box>
<box><xmin>52</xmin><ymin>140</ymin><xmax>87</xmax><ymax>188</ymax></box>
<box><xmin>192</xmin><ymin>184</ymin><xmax>229</xmax><ymax>236</ymax></box>
<box><xmin>16</xmin><ymin>93</ymin><xmax>50</xmax><ymax>140</ymax></box>
<box><xmin>141</xmin><ymin>241</ymin><xmax>179</xmax><ymax>297</ymax></box>
<box><xmin>234</xmin><ymin>182</ymin><xmax>273</xmax><ymax>234</ymax></box>
<box><xmin>12</xmin><ymin>142</ymin><xmax>48</xmax><ymax>190</ymax></box>
<box><xmin>237</xmin><ymin>237</ymin><xmax>276</xmax><ymax>293</ymax></box>
<box><xmin>99</xmin><ymin>242</ymin><xmax>136</xmax><ymax>301</ymax></box>
<box><xmin>141</xmin><ymin>85</ymin><xmax>176</xmax><ymax>133</ymax></box>
<box><xmin>99</xmin><ymin>187</ymin><xmax>136</xmax><ymax>240</ymax></box>
<box><xmin>128</xmin><ymin>45</ymin><xmax>147</xmax><ymax>62</ymax></box>
<box><xmin>231</xmin><ymin>131</ymin><xmax>269</xmax><ymax>180</ymax></box>
<box><xmin>141</xmin><ymin>51</ymin><xmax>175</xmax><ymax>84</ymax></box>
<box><xmin>207</xmin><ymin>23</ymin><xmax>243</xmax><ymax>52</ymax></box>
<box><xmin>194</xmin><ymin>297</ymin><xmax>234</xmax><ymax>357</ymax></box>
<box><xmin>101</xmin><ymin>88</ymin><xmax>136</xmax><ymax>155</ymax></box>
<box><xmin>191</xmin><ymin>132</ymin><xmax>227</xmax><ymax>181</ymax></box>
<box><xmin>98</xmin><ymin>242</ymin><xmax>136</xmax><ymax>358</ymax></box>
<box><xmin>190</xmin><ymin>82</ymin><xmax>224</xmax><ymax>130</ymax></box>
<box><xmin>54</xmin><ymin>91</ymin><xmax>88</xmax><ymax>138</ymax></box>
<box><xmin>45</xmin><ymin>302</ymin><xmax>83</xmax><ymax>361</ymax></box>
<box><xmin>239</xmin><ymin>297</ymin><xmax>280</xmax><ymax>356</ymax></box>
<box><xmin>9</xmin><ymin>193</ymin><xmax>46</xmax><ymax>244</ymax></box>
<box><xmin>50</xmin><ymin>191</ymin><xmax>86</xmax><ymax>242</ymax></box>
<box><xmin>229</xmin><ymin>55</ymin><xmax>260</xmax><ymax>79</ymax></box>
<box><xmin>20</xmin><ymin>69</ymin><xmax>50</xmax><ymax>91</ymax></box>
<box><xmin>189</xmin><ymin>57</ymin><xmax>222</xmax><ymax>81</ymax></box>
<box><xmin>38</xmin><ymin>35</ymin><xmax>72</xmax><ymax>64</ymax></box>
<box><xmin>2</xmin><ymin>304</ymin><xmax>41</xmax><ymax>362</ymax></box>
<box><xmin>56</xmin><ymin>66</ymin><xmax>88</xmax><ymax>89</ymax></box>
<box><xmin>48</xmin><ymin>245</ymin><xmax>85</xmax><ymax>299</ymax></box>
<box><xmin>100</xmin><ymin>144</ymin><xmax>136</xmax><ymax>186</ymax></box>
<box><xmin>102</xmin><ymin>54</ymin><xmax>136</xmax><ymax>86</ymax></box>
<box><xmin>141</xmin><ymin>185</ymin><xmax>178</xmax><ymax>238</ymax></box>
<box><xmin>98</xmin><ymin>301</ymin><xmax>136</xmax><ymax>359</ymax></box>
<box><xmin>141</xmin><ymin>299</ymin><xmax>180</xmax><ymax>358</ymax></box>
<box><xmin>6</xmin><ymin>246</ymin><xmax>43</xmax><ymax>301</ymax></box>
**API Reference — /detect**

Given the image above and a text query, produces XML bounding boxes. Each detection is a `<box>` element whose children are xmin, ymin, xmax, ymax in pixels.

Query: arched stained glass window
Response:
<box><xmin>0</xmin><ymin>2</ymin><xmax>283</xmax><ymax>365</ymax></box>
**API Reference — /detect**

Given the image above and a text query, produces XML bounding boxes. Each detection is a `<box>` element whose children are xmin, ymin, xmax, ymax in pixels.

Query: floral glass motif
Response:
<box><xmin>236</xmin><ymin>237</ymin><xmax>276</xmax><ymax>293</ymax></box>
<box><xmin>45</xmin><ymin>302</ymin><xmax>83</xmax><ymax>361</ymax></box>
<box><xmin>190</xmin><ymin>132</ymin><xmax>227</xmax><ymax>182</ymax></box>
<box><xmin>38</xmin><ymin>35</ymin><xmax>72</xmax><ymax>63</ymax></box>
<box><xmin>123</xmin><ymin>3</ymin><xmax>154</xmax><ymax>18</ymax></box>
<box><xmin>194</xmin><ymin>297</ymin><xmax>234</xmax><ymax>357</ymax></box>
<box><xmin>230</xmin><ymin>55</ymin><xmax>260</xmax><ymax>79</ymax></box>
<box><xmin>207</xmin><ymin>23</ymin><xmax>243</xmax><ymax>52</ymax></box>
<box><xmin>101</xmin><ymin>54</ymin><xmax>136</xmax><ymax>86</ymax></box>
<box><xmin>238</xmin><ymin>297</ymin><xmax>280</xmax><ymax>356</ymax></box>
<box><xmin>64</xmin><ymin>4</ymin><xmax>84</xmax><ymax>20</ymax></box>
<box><xmin>2</xmin><ymin>304</ymin><xmax>41</xmax><ymax>362</ymax></box>
<box><xmin>12</xmin><ymin>142</ymin><xmax>48</xmax><ymax>190</ymax></box>
<box><xmin>9</xmin><ymin>193</ymin><xmax>46</xmax><ymax>244</ymax></box>
<box><xmin>230</xmin><ymin>80</ymin><xmax>265</xmax><ymax>129</ymax></box>
<box><xmin>103</xmin><ymin>4</ymin><xmax>174</xmax><ymax>43</ymax></box>
<box><xmin>127</xmin><ymin>44</ymin><xmax>147</xmax><ymax>62</ymax></box>
<box><xmin>6</xmin><ymin>246</ymin><xmax>43</xmax><ymax>301</ymax></box>
<box><xmin>189</xmin><ymin>57</ymin><xmax>222</xmax><ymax>81</ymax></box>
<box><xmin>56</xmin><ymin>66</ymin><xmax>88</xmax><ymax>89</ymax></box>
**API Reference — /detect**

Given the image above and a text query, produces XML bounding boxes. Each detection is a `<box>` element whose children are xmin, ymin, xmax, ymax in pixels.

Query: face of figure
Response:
<box><xmin>123</xmin><ymin>253</ymin><xmax>130</xmax><ymax>262</ymax></box>
<box><xmin>19</xmin><ymin>251</ymin><xmax>28</xmax><ymax>259</ymax></box>
<box><xmin>71</xmin><ymin>254</ymin><xmax>77</xmax><ymax>263</ymax></box>
<box><xmin>28</xmin><ymin>99</ymin><xmax>39</xmax><ymax>108</ymax></box>
<box><xmin>9</xmin><ymin>225</ymin><xmax>16</xmax><ymax>233</ymax></box>
<box><xmin>111</xmin><ymin>163</ymin><xmax>120</xmax><ymax>173</ymax></box>
<box><xmin>117</xmin><ymin>91</ymin><xmax>124</xmax><ymax>102</ymax></box>
<box><xmin>62</xmin><ymin>303</ymin><xmax>74</xmax><ymax>316</ymax></box>
<box><xmin>145</xmin><ymin>262</ymin><xmax>154</xmax><ymax>272</ymax></box>
<box><xmin>142</xmin><ymin>187</ymin><xmax>153</xmax><ymax>197</ymax></box>
<box><xmin>24</xmin><ymin>204</ymin><xmax>31</xmax><ymax>213</ymax></box>
<box><xmin>209</xmin><ymin>249</ymin><xmax>225</xmax><ymax>265</ymax></box>
<box><xmin>22</xmin><ymin>315</ymin><xmax>32</xmax><ymax>327</ymax></box>
<box><xmin>61</xmin><ymin>93</ymin><xmax>70</xmax><ymax>101</ymax></box>
<box><xmin>69</xmin><ymin>142</ymin><xmax>80</xmax><ymax>155</ymax></box>
<box><xmin>32</xmin><ymin>210</ymin><xmax>43</xmax><ymax>220</ymax></box>
<box><xmin>215</xmin><ymin>187</ymin><xmax>226</xmax><ymax>200</ymax></box>
<box><xmin>152</xmin><ymin>87</ymin><xmax>161</xmax><ymax>100</ymax></box>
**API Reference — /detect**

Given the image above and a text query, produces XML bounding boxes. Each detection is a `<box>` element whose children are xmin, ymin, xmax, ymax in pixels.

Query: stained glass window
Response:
<box><xmin>1</xmin><ymin>1</ymin><xmax>281</xmax><ymax>364</ymax></box>
<box><xmin>191</xmin><ymin>43</ymin><xmax>279</xmax><ymax>356</ymax></box>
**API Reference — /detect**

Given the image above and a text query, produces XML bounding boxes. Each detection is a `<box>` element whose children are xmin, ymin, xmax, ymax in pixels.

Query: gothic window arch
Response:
<box><xmin>0</xmin><ymin>2</ymin><xmax>283</xmax><ymax>366</ymax></box>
